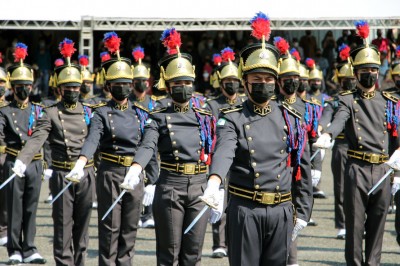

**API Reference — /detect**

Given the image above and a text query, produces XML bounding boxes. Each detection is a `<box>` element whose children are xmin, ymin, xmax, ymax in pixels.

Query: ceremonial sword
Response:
<box><xmin>50</xmin><ymin>175</ymin><xmax>80</xmax><ymax>205</ymax></box>
<box><xmin>310</xmin><ymin>149</ymin><xmax>321</xmax><ymax>161</ymax></box>
<box><xmin>367</xmin><ymin>168</ymin><xmax>394</xmax><ymax>196</ymax></box>
<box><xmin>0</xmin><ymin>173</ymin><xmax>17</xmax><ymax>190</ymax></box>
<box><xmin>184</xmin><ymin>196</ymin><xmax>218</xmax><ymax>234</ymax></box>
<box><xmin>101</xmin><ymin>183</ymin><xmax>131</xmax><ymax>221</ymax></box>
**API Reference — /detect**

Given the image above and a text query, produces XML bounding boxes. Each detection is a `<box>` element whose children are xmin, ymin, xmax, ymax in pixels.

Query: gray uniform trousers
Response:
<box><xmin>332</xmin><ymin>138</ymin><xmax>348</xmax><ymax>229</ymax></box>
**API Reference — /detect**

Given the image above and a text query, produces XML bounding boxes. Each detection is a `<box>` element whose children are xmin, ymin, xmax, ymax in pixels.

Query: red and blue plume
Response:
<box><xmin>160</xmin><ymin>28</ymin><xmax>182</xmax><ymax>55</ymax></box>
<box><xmin>290</xmin><ymin>48</ymin><xmax>301</xmax><ymax>61</ymax></box>
<box><xmin>79</xmin><ymin>55</ymin><xmax>89</xmax><ymax>67</ymax></box>
<box><xmin>221</xmin><ymin>47</ymin><xmax>235</xmax><ymax>62</ymax></box>
<box><xmin>0</xmin><ymin>52</ymin><xmax>2</xmax><ymax>64</ymax></box>
<box><xmin>250</xmin><ymin>12</ymin><xmax>271</xmax><ymax>41</ymax></box>
<box><xmin>396</xmin><ymin>45</ymin><xmax>400</xmax><ymax>58</ymax></box>
<box><xmin>132</xmin><ymin>46</ymin><xmax>145</xmax><ymax>62</ymax></box>
<box><xmin>103</xmin><ymin>32</ymin><xmax>121</xmax><ymax>54</ymax></box>
<box><xmin>306</xmin><ymin>58</ymin><xmax>315</xmax><ymax>69</ymax></box>
<box><xmin>54</xmin><ymin>58</ymin><xmax>64</xmax><ymax>67</ymax></box>
<box><xmin>212</xmin><ymin>54</ymin><xmax>222</xmax><ymax>66</ymax></box>
<box><xmin>58</xmin><ymin>38</ymin><xmax>76</xmax><ymax>58</ymax></box>
<box><xmin>354</xmin><ymin>20</ymin><xmax>369</xmax><ymax>39</ymax></box>
<box><xmin>273</xmin><ymin>37</ymin><xmax>289</xmax><ymax>55</ymax></box>
<box><xmin>14</xmin><ymin>42</ymin><xmax>28</xmax><ymax>62</ymax></box>
<box><xmin>100</xmin><ymin>52</ymin><xmax>111</xmax><ymax>62</ymax></box>
<box><xmin>339</xmin><ymin>44</ymin><xmax>351</xmax><ymax>61</ymax></box>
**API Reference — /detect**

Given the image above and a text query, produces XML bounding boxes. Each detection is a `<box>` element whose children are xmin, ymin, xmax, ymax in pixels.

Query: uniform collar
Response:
<box><xmin>15</xmin><ymin>101</ymin><xmax>29</xmax><ymax>109</ymax></box>
<box><xmin>226</xmin><ymin>95</ymin><xmax>237</xmax><ymax>105</ymax></box>
<box><xmin>114</xmin><ymin>101</ymin><xmax>129</xmax><ymax>111</ymax></box>
<box><xmin>248</xmin><ymin>101</ymin><xmax>272</xmax><ymax>116</ymax></box>
<box><xmin>64</xmin><ymin>101</ymin><xmax>77</xmax><ymax>110</ymax></box>
<box><xmin>173</xmin><ymin>103</ymin><xmax>189</xmax><ymax>113</ymax></box>
<box><xmin>284</xmin><ymin>95</ymin><xmax>297</xmax><ymax>105</ymax></box>
<box><xmin>360</xmin><ymin>90</ymin><xmax>375</xmax><ymax>99</ymax></box>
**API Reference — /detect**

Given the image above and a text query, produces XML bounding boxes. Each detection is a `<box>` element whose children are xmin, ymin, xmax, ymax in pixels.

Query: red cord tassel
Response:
<box><xmin>200</xmin><ymin>148</ymin><xmax>205</xmax><ymax>162</ymax></box>
<box><xmin>287</xmin><ymin>154</ymin><xmax>291</xmax><ymax>167</ymax></box>
<box><xmin>295</xmin><ymin>166</ymin><xmax>301</xmax><ymax>181</ymax></box>
<box><xmin>28</xmin><ymin>129</ymin><xmax>32</xmax><ymax>136</ymax></box>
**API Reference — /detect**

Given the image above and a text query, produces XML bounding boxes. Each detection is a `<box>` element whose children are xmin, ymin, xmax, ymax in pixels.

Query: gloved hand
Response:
<box><xmin>313</xmin><ymin>133</ymin><xmax>332</xmax><ymax>149</ymax></box>
<box><xmin>392</xmin><ymin>177</ymin><xmax>400</xmax><ymax>195</ymax></box>
<box><xmin>201</xmin><ymin>178</ymin><xmax>221</xmax><ymax>205</ymax></box>
<box><xmin>386</xmin><ymin>150</ymin><xmax>400</xmax><ymax>170</ymax></box>
<box><xmin>209</xmin><ymin>188</ymin><xmax>224</xmax><ymax>224</ymax></box>
<box><xmin>292</xmin><ymin>218</ymin><xmax>308</xmax><ymax>241</ymax></box>
<box><xmin>12</xmin><ymin>159</ymin><xmax>27</xmax><ymax>177</ymax></box>
<box><xmin>120</xmin><ymin>166</ymin><xmax>141</xmax><ymax>190</ymax></box>
<box><xmin>311</xmin><ymin>170</ymin><xmax>321</xmax><ymax>187</ymax></box>
<box><xmin>142</xmin><ymin>184</ymin><xmax>156</xmax><ymax>206</ymax></box>
<box><xmin>43</xmin><ymin>169</ymin><xmax>53</xmax><ymax>181</ymax></box>
<box><xmin>65</xmin><ymin>159</ymin><xmax>86</xmax><ymax>181</ymax></box>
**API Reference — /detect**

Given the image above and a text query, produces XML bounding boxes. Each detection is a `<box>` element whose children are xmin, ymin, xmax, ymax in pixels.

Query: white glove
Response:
<box><xmin>313</xmin><ymin>133</ymin><xmax>332</xmax><ymax>149</ymax></box>
<box><xmin>65</xmin><ymin>159</ymin><xmax>86</xmax><ymax>181</ymax></box>
<box><xmin>386</xmin><ymin>150</ymin><xmax>400</xmax><ymax>170</ymax></box>
<box><xmin>120</xmin><ymin>166</ymin><xmax>141</xmax><ymax>190</ymax></box>
<box><xmin>43</xmin><ymin>169</ymin><xmax>53</xmax><ymax>181</ymax></box>
<box><xmin>209</xmin><ymin>189</ymin><xmax>224</xmax><ymax>224</ymax></box>
<box><xmin>12</xmin><ymin>159</ymin><xmax>27</xmax><ymax>177</ymax></box>
<box><xmin>201</xmin><ymin>179</ymin><xmax>220</xmax><ymax>204</ymax></box>
<box><xmin>392</xmin><ymin>177</ymin><xmax>400</xmax><ymax>195</ymax></box>
<box><xmin>311</xmin><ymin>170</ymin><xmax>321</xmax><ymax>187</ymax></box>
<box><xmin>292</xmin><ymin>218</ymin><xmax>308</xmax><ymax>241</ymax></box>
<box><xmin>142</xmin><ymin>184</ymin><xmax>156</xmax><ymax>206</ymax></box>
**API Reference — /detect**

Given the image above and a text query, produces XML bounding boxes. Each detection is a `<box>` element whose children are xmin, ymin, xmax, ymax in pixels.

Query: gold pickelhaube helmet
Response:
<box><xmin>299</xmin><ymin>64</ymin><xmax>309</xmax><ymax>79</ymax></box>
<box><xmin>306</xmin><ymin>58</ymin><xmax>323</xmax><ymax>80</ymax></box>
<box><xmin>274</xmin><ymin>37</ymin><xmax>300</xmax><ymax>77</ymax></box>
<box><xmin>132</xmin><ymin>46</ymin><xmax>150</xmax><ymax>80</ymax></box>
<box><xmin>100</xmin><ymin>32</ymin><xmax>133</xmax><ymax>84</ymax></box>
<box><xmin>53</xmin><ymin>38</ymin><xmax>82</xmax><ymax>87</ymax></box>
<box><xmin>49</xmin><ymin>58</ymin><xmax>64</xmax><ymax>88</ymax></box>
<box><xmin>213</xmin><ymin>47</ymin><xmax>239</xmax><ymax>88</ymax></box>
<box><xmin>333</xmin><ymin>44</ymin><xmax>354</xmax><ymax>83</ymax></box>
<box><xmin>158</xmin><ymin>28</ymin><xmax>195</xmax><ymax>90</ymax></box>
<box><xmin>389</xmin><ymin>46</ymin><xmax>400</xmax><ymax>78</ymax></box>
<box><xmin>350</xmin><ymin>21</ymin><xmax>380</xmax><ymax>69</ymax></box>
<box><xmin>79</xmin><ymin>55</ymin><xmax>95</xmax><ymax>82</ymax></box>
<box><xmin>96</xmin><ymin>52</ymin><xmax>111</xmax><ymax>87</ymax></box>
<box><xmin>6</xmin><ymin>43</ymin><xmax>34</xmax><ymax>85</ymax></box>
<box><xmin>210</xmin><ymin>53</ymin><xmax>222</xmax><ymax>89</ymax></box>
<box><xmin>238</xmin><ymin>12</ymin><xmax>280</xmax><ymax>78</ymax></box>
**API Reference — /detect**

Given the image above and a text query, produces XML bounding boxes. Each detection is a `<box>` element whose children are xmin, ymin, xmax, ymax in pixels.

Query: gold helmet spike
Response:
<box><xmin>79</xmin><ymin>55</ymin><xmax>94</xmax><ymax>83</ymax></box>
<box><xmin>217</xmin><ymin>47</ymin><xmax>239</xmax><ymax>81</ymax></box>
<box><xmin>7</xmin><ymin>42</ymin><xmax>34</xmax><ymax>85</ymax></box>
<box><xmin>132</xmin><ymin>46</ymin><xmax>150</xmax><ymax>80</ymax></box>
<box><xmin>306</xmin><ymin>58</ymin><xmax>323</xmax><ymax>80</ymax></box>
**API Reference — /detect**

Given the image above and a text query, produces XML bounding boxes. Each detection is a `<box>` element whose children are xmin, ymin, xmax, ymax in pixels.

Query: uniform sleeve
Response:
<box><xmin>318</xmin><ymin>101</ymin><xmax>334</xmax><ymax>130</ymax></box>
<box><xmin>80</xmin><ymin>109</ymin><xmax>104</xmax><ymax>160</ymax></box>
<box><xmin>134</xmin><ymin>115</ymin><xmax>160</xmax><ymax>169</ymax></box>
<box><xmin>144</xmin><ymin>148</ymin><xmax>160</xmax><ymax>185</ymax></box>
<box><xmin>324</xmin><ymin>96</ymin><xmax>351</xmax><ymax>138</ymax></box>
<box><xmin>292</xmin><ymin>137</ymin><xmax>313</xmax><ymax>222</ymax></box>
<box><xmin>17</xmin><ymin>109</ymin><xmax>52</xmax><ymax>166</ymax></box>
<box><xmin>209</xmin><ymin>114</ymin><xmax>238</xmax><ymax>181</ymax></box>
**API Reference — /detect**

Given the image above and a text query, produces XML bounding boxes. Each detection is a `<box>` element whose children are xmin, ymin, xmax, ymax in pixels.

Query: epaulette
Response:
<box><xmin>310</xmin><ymin>97</ymin><xmax>322</xmax><ymax>106</ymax></box>
<box><xmin>151</xmin><ymin>95</ymin><xmax>167</xmax><ymax>101</ymax></box>
<box><xmin>238</xmin><ymin>93</ymin><xmax>246</xmax><ymax>97</ymax></box>
<box><xmin>382</xmin><ymin>91</ymin><xmax>400</xmax><ymax>103</ymax></box>
<box><xmin>270</xmin><ymin>95</ymin><xmax>277</xmax><ymax>101</ymax></box>
<box><xmin>133</xmin><ymin>101</ymin><xmax>150</xmax><ymax>112</ymax></box>
<box><xmin>193</xmin><ymin>107</ymin><xmax>212</xmax><ymax>116</ymax></box>
<box><xmin>339</xmin><ymin>89</ymin><xmax>357</xmax><ymax>96</ymax></box>
<box><xmin>0</xmin><ymin>101</ymin><xmax>9</xmax><ymax>108</ymax></box>
<box><xmin>150</xmin><ymin>107</ymin><xmax>167</xmax><ymax>114</ymax></box>
<box><xmin>32</xmin><ymin>102</ymin><xmax>45</xmax><ymax>107</ymax></box>
<box><xmin>282</xmin><ymin>101</ymin><xmax>302</xmax><ymax>119</ymax></box>
<box><xmin>89</xmin><ymin>102</ymin><xmax>107</xmax><ymax>109</ymax></box>
<box><xmin>221</xmin><ymin>105</ymin><xmax>243</xmax><ymax>114</ymax></box>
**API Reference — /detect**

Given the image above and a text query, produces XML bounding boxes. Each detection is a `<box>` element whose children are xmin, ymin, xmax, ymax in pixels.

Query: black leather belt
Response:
<box><xmin>160</xmin><ymin>161</ymin><xmax>208</xmax><ymax>175</ymax></box>
<box><xmin>229</xmin><ymin>184</ymin><xmax>292</xmax><ymax>205</ymax></box>
<box><xmin>5</xmin><ymin>147</ymin><xmax>42</xmax><ymax>160</ymax></box>
<box><xmin>347</xmin><ymin>149</ymin><xmax>388</xmax><ymax>164</ymax></box>
<box><xmin>100</xmin><ymin>152</ymin><xmax>134</xmax><ymax>167</ymax></box>
<box><xmin>52</xmin><ymin>159</ymin><xmax>94</xmax><ymax>170</ymax></box>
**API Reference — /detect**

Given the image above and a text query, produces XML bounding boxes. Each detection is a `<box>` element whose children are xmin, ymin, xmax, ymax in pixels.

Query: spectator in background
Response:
<box><xmin>300</xmin><ymin>30</ymin><xmax>317</xmax><ymax>58</ymax></box>
<box><xmin>378</xmin><ymin>50</ymin><xmax>389</xmax><ymax>90</ymax></box>
<box><xmin>200</xmin><ymin>37</ymin><xmax>218</xmax><ymax>61</ymax></box>
<box><xmin>372</xmin><ymin>29</ymin><xmax>391</xmax><ymax>60</ymax></box>
<box><xmin>292</xmin><ymin>38</ymin><xmax>304</xmax><ymax>61</ymax></box>
<box><xmin>348</xmin><ymin>30</ymin><xmax>363</xmax><ymax>48</ymax></box>
<box><xmin>315</xmin><ymin>48</ymin><xmax>329</xmax><ymax>79</ymax></box>
<box><xmin>386</xmin><ymin>29</ymin><xmax>397</xmax><ymax>62</ymax></box>
<box><xmin>322</xmin><ymin>30</ymin><xmax>337</xmax><ymax>67</ymax></box>
<box><xmin>34</xmin><ymin>39</ymin><xmax>51</xmax><ymax>98</ymax></box>
<box><xmin>215</xmin><ymin>31</ymin><xmax>228</xmax><ymax>51</ymax></box>
<box><xmin>336</xmin><ymin>30</ymin><xmax>350</xmax><ymax>49</ymax></box>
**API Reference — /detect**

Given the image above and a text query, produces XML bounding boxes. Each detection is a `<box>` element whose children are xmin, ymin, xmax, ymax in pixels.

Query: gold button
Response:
<box><xmin>58</xmin><ymin>111</ymin><xmax>62</xmax><ymax>115</ymax></box>
<box><xmin>247</xmin><ymin>137</ymin><xmax>252</xmax><ymax>141</ymax></box>
<box><xmin>12</xmin><ymin>113</ymin><xmax>15</xmax><ymax>116</ymax></box>
<box><xmin>245</xmin><ymin>125</ymin><xmax>250</xmax><ymax>130</ymax></box>
<box><xmin>112</xmin><ymin>127</ymin><xmax>115</xmax><ymax>130</ymax></box>
<box><xmin>359</xmin><ymin>145</ymin><xmax>363</xmax><ymax>149</ymax></box>
<box><xmin>282</xmin><ymin>136</ymin><xmax>287</xmax><ymax>141</ymax></box>
<box><xmin>167</xmin><ymin>124</ymin><xmax>172</xmax><ymax>128</ymax></box>
<box><xmin>65</xmin><ymin>139</ymin><xmax>68</xmax><ymax>143</ymax></box>
<box><xmin>354</xmin><ymin>100</ymin><xmax>357</xmax><ymax>104</ymax></box>
<box><xmin>276</xmin><ymin>186</ymin><xmax>280</xmax><ymax>190</ymax></box>
<box><xmin>137</xmin><ymin>120</ymin><xmax>140</xmax><ymax>123</ymax></box>
<box><xmin>14</xmin><ymin>120</ymin><xmax>17</xmax><ymax>123</ymax></box>
<box><xmin>175</xmin><ymin>157</ymin><xmax>179</xmax><ymax>161</ymax></box>
<box><xmin>16</xmin><ymin>127</ymin><xmax>19</xmax><ymax>131</ymax></box>
<box><xmin>110</xmin><ymin>120</ymin><xmax>113</xmax><ymax>123</ymax></box>
<box><xmin>355</xmin><ymin>119</ymin><xmax>359</xmax><ymax>123</ymax></box>
<box><xmin>280</xmin><ymin>149</ymin><xmax>284</xmax><ymax>154</ymax></box>
<box><xmin>174</xmin><ymin>150</ymin><xmax>179</xmax><ymax>154</ymax></box>
<box><xmin>33</xmin><ymin>126</ymin><xmax>35</xmax><ymax>130</ymax></box>
<box><xmin>383</xmin><ymin>131</ymin><xmax>387</xmax><ymax>134</ymax></box>
<box><xmin>358</xmin><ymin>137</ymin><xmax>362</xmax><ymax>140</ymax></box>
<box><xmin>108</xmin><ymin>114</ymin><xmax>112</xmax><ymax>117</ymax></box>
<box><xmin>172</xmin><ymin>141</ymin><xmax>176</xmax><ymax>145</ymax></box>
<box><xmin>199</xmin><ymin>141</ymin><xmax>202</xmax><ymax>145</ymax></box>
<box><xmin>382</xmin><ymin>149</ymin><xmax>386</xmax><ymax>152</ymax></box>
<box><xmin>250</xmin><ymin>149</ymin><xmax>255</xmax><ymax>154</ymax></box>
<box><xmin>69</xmin><ymin>155</ymin><xmax>72</xmax><ymax>159</ymax></box>
<box><xmin>277</xmin><ymin>174</ymin><xmax>281</xmax><ymax>179</ymax></box>
<box><xmin>254</xmin><ymin>184</ymin><xmax>260</xmax><ymax>189</ymax></box>
<box><xmin>384</xmin><ymin>122</ymin><xmax>387</xmax><ymax>126</ymax></box>
<box><xmin>61</xmin><ymin>119</ymin><xmax>64</xmax><ymax>123</ymax></box>
<box><xmin>357</xmin><ymin>127</ymin><xmax>360</xmax><ymax>131</ymax></box>
<box><xmin>19</xmin><ymin>133</ymin><xmax>22</xmax><ymax>136</ymax></box>
<box><xmin>252</xmin><ymin>162</ymin><xmax>256</xmax><ymax>167</ymax></box>
<box><xmin>255</xmin><ymin>173</ymin><xmax>260</xmax><ymax>178</ymax></box>
<box><xmin>112</xmin><ymin>135</ymin><xmax>116</xmax><ymax>138</ymax></box>
<box><xmin>284</xmin><ymin>125</ymin><xmax>288</xmax><ymax>130</ymax></box>
<box><xmin>114</xmin><ymin>147</ymin><xmax>119</xmax><ymax>150</ymax></box>
<box><xmin>197</xmin><ymin>150</ymin><xmax>200</xmax><ymax>154</ymax></box>
<box><xmin>82</xmin><ymin>129</ymin><xmax>85</xmax><ymax>133</ymax></box>
<box><xmin>382</xmin><ymin>140</ymin><xmax>385</xmax><ymax>143</ymax></box>
<box><xmin>63</xmin><ymin>129</ymin><xmax>66</xmax><ymax>133</ymax></box>
<box><xmin>170</xmin><ymin>132</ymin><xmax>174</xmax><ymax>136</ymax></box>
<box><xmin>167</xmin><ymin>116</ymin><xmax>171</xmax><ymax>120</ymax></box>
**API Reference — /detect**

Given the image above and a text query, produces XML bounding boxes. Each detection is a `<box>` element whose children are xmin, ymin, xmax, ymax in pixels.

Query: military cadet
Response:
<box><xmin>96</xmin><ymin>52</ymin><xmax>113</xmax><ymax>103</ymax></box>
<box><xmin>296</xmin><ymin>62</ymin><xmax>310</xmax><ymax>100</ymax></box>
<box><xmin>71</xmin><ymin>32</ymin><xmax>148</xmax><ymax>266</ymax></box>
<box><xmin>0</xmin><ymin>42</ymin><xmax>46</xmax><ymax>264</ymax></box>
<box><xmin>14</xmin><ymin>39</ymin><xmax>94</xmax><ymax>266</ymax></box>
<box><xmin>125</xmin><ymin>28</ymin><xmax>221</xmax><ymax>266</ymax></box>
<box><xmin>318</xmin><ymin>44</ymin><xmax>355</xmax><ymax>239</ymax></box>
<box><xmin>78</xmin><ymin>55</ymin><xmax>100</xmax><ymax>105</ymax></box>
<box><xmin>0</xmin><ymin>64</ymin><xmax>9</xmax><ymax>247</ymax></box>
<box><xmin>208</xmin><ymin>13</ymin><xmax>313</xmax><ymax>265</ymax></box>
<box><xmin>315</xmin><ymin>21</ymin><xmax>400</xmax><ymax>265</ymax></box>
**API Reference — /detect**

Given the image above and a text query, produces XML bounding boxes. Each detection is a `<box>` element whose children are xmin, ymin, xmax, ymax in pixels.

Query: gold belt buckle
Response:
<box><xmin>183</xmin><ymin>164</ymin><xmax>196</xmax><ymax>175</ymax></box>
<box><xmin>69</xmin><ymin>161</ymin><xmax>76</xmax><ymax>170</ymax></box>
<box><xmin>123</xmin><ymin>156</ymin><xmax>133</xmax><ymax>166</ymax></box>
<box><xmin>369</xmin><ymin>154</ymin><xmax>380</xmax><ymax>164</ymax></box>
<box><xmin>260</xmin><ymin>192</ymin><xmax>275</xmax><ymax>205</ymax></box>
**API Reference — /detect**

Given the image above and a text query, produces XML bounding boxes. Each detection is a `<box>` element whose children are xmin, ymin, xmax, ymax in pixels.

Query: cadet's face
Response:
<box><xmin>245</xmin><ymin>72</ymin><xmax>275</xmax><ymax>92</ymax></box>
<box><xmin>168</xmin><ymin>80</ymin><xmax>193</xmax><ymax>93</ymax></box>
<box><xmin>60</xmin><ymin>86</ymin><xmax>80</xmax><ymax>95</ymax></box>
<box><xmin>0</xmin><ymin>81</ymin><xmax>6</xmax><ymax>87</ymax></box>
<box><xmin>309</xmin><ymin>79</ymin><xmax>321</xmax><ymax>85</ymax></box>
<box><xmin>13</xmin><ymin>84</ymin><xmax>32</xmax><ymax>91</ymax></box>
<box><xmin>279</xmin><ymin>75</ymin><xmax>299</xmax><ymax>87</ymax></box>
<box><xmin>84</xmin><ymin>82</ymin><xmax>93</xmax><ymax>88</ymax></box>
<box><xmin>222</xmin><ymin>77</ymin><xmax>238</xmax><ymax>84</ymax></box>
<box><xmin>356</xmin><ymin>67</ymin><xmax>378</xmax><ymax>79</ymax></box>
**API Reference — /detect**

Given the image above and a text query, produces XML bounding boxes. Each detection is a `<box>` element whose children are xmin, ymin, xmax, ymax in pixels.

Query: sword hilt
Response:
<box><xmin>119</xmin><ymin>183</ymin><xmax>133</xmax><ymax>191</ymax></box>
<box><xmin>66</xmin><ymin>174</ymin><xmax>81</xmax><ymax>183</ymax></box>
<box><xmin>199</xmin><ymin>196</ymin><xmax>218</xmax><ymax>210</ymax></box>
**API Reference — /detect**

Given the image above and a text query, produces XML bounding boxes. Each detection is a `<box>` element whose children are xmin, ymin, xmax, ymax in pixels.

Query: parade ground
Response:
<box><xmin>1</xmin><ymin>150</ymin><xmax>400</xmax><ymax>265</ymax></box>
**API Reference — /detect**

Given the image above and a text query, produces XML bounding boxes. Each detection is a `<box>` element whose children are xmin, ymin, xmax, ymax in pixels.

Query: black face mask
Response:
<box><xmin>297</xmin><ymin>81</ymin><xmax>309</xmax><ymax>93</ymax></box>
<box><xmin>395</xmin><ymin>80</ymin><xmax>400</xmax><ymax>89</ymax></box>
<box><xmin>80</xmin><ymin>84</ymin><xmax>91</xmax><ymax>94</ymax></box>
<box><xmin>110</xmin><ymin>85</ymin><xmax>131</xmax><ymax>101</ymax></box>
<box><xmin>134</xmin><ymin>81</ymin><xmax>148</xmax><ymax>93</ymax></box>
<box><xmin>15</xmin><ymin>86</ymin><xmax>30</xmax><ymax>101</ymax></box>
<box><xmin>310</xmin><ymin>83</ymin><xmax>321</xmax><ymax>92</ymax></box>
<box><xmin>358</xmin><ymin>72</ymin><xmax>377</xmax><ymax>89</ymax></box>
<box><xmin>0</xmin><ymin>86</ymin><xmax>6</xmax><ymax>97</ymax></box>
<box><xmin>342</xmin><ymin>79</ymin><xmax>357</xmax><ymax>91</ymax></box>
<box><xmin>282</xmin><ymin>79</ymin><xmax>299</xmax><ymax>95</ymax></box>
<box><xmin>62</xmin><ymin>90</ymin><xmax>80</xmax><ymax>104</ymax></box>
<box><xmin>223</xmin><ymin>82</ymin><xmax>240</xmax><ymax>96</ymax></box>
<box><xmin>248</xmin><ymin>82</ymin><xmax>275</xmax><ymax>104</ymax></box>
<box><xmin>170</xmin><ymin>85</ymin><xmax>193</xmax><ymax>103</ymax></box>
